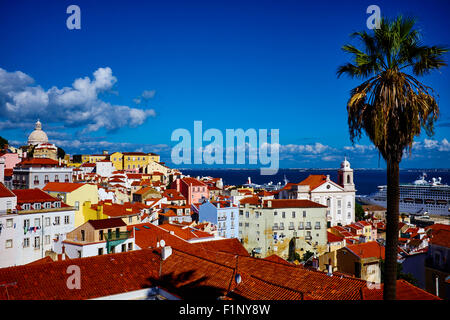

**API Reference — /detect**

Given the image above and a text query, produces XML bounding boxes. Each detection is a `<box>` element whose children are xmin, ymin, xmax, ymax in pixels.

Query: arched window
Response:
<box><xmin>347</xmin><ymin>175</ymin><xmax>351</xmax><ymax>184</ymax></box>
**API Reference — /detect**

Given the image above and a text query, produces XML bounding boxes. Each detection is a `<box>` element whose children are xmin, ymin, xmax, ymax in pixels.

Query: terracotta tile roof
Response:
<box><xmin>88</xmin><ymin>218</ymin><xmax>127</xmax><ymax>230</ymax></box>
<box><xmin>0</xmin><ymin>239</ymin><xmax>438</xmax><ymax>300</ymax></box>
<box><xmin>0</xmin><ymin>182</ymin><xmax>15</xmax><ymax>198</ymax></box>
<box><xmin>264</xmin><ymin>254</ymin><xmax>292</xmax><ymax>265</ymax></box>
<box><xmin>181</xmin><ymin>177</ymin><xmax>207</xmax><ymax>187</ymax></box>
<box><xmin>158</xmin><ymin>223</ymin><xmax>214</xmax><ymax>241</ymax></box>
<box><xmin>193</xmin><ymin>238</ymin><xmax>250</xmax><ymax>256</ymax></box>
<box><xmin>43</xmin><ymin>182</ymin><xmax>85</xmax><ymax>193</ymax></box>
<box><xmin>81</xmin><ymin>163</ymin><xmax>96</xmax><ymax>167</ymax></box>
<box><xmin>239</xmin><ymin>196</ymin><xmax>261</xmax><ymax>205</ymax></box>
<box><xmin>346</xmin><ymin>241</ymin><xmax>385</xmax><ymax>259</ymax></box>
<box><xmin>361</xmin><ymin>279</ymin><xmax>441</xmax><ymax>300</ymax></box>
<box><xmin>327</xmin><ymin>232</ymin><xmax>344</xmax><ymax>243</ymax></box>
<box><xmin>17</xmin><ymin>158</ymin><xmax>60</xmax><ymax>166</ymax></box>
<box><xmin>429</xmin><ymin>229</ymin><xmax>450</xmax><ymax>248</ymax></box>
<box><xmin>297</xmin><ymin>174</ymin><xmax>327</xmax><ymax>190</ymax></box>
<box><xmin>12</xmin><ymin>188</ymin><xmax>61</xmax><ymax>204</ymax></box>
<box><xmin>91</xmin><ymin>202</ymin><xmax>141</xmax><ymax>217</ymax></box>
<box><xmin>263</xmin><ymin>199</ymin><xmax>327</xmax><ymax>209</ymax></box>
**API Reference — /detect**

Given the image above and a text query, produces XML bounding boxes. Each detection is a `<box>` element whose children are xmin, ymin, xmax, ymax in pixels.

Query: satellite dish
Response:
<box><xmin>235</xmin><ymin>274</ymin><xmax>242</xmax><ymax>284</ymax></box>
<box><xmin>160</xmin><ymin>239</ymin><xmax>166</xmax><ymax>247</ymax></box>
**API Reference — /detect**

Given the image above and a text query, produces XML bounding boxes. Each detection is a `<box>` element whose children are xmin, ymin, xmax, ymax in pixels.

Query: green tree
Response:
<box><xmin>301</xmin><ymin>250</ymin><xmax>314</xmax><ymax>262</ymax></box>
<box><xmin>57</xmin><ymin>147</ymin><xmax>66</xmax><ymax>160</ymax></box>
<box><xmin>0</xmin><ymin>136</ymin><xmax>8</xmax><ymax>149</ymax></box>
<box><xmin>337</xmin><ymin>16</ymin><xmax>448</xmax><ymax>299</ymax></box>
<box><xmin>355</xmin><ymin>202</ymin><xmax>366</xmax><ymax>221</ymax></box>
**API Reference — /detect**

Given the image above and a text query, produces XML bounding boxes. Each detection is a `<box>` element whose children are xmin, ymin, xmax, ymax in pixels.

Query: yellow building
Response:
<box><xmin>82</xmin><ymin>201</ymin><xmax>142</xmax><ymax>225</ymax></box>
<box><xmin>110</xmin><ymin>152</ymin><xmax>123</xmax><ymax>170</ymax></box>
<box><xmin>110</xmin><ymin>152</ymin><xmax>161</xmax><ymax>171</ymax></box>
<box><xmin>43</xmin><ymin>182</ymin><xmax>99</xmax><ymax>227</ymax></box>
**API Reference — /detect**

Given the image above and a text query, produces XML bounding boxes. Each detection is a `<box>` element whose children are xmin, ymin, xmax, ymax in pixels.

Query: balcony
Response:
<box><xmin>315</xmin><ymin>226</ymin><xmax>321</xmax><ymax>230</ymax></box>
<box><xmin>34</xmin><ymin>180</ymin><xmax>40</xmax><ymax>185</ymax></box>
<box><xmin>305</xmin><ymin>226</ymin><xmax>312</xmax><ymax>230</ymax></box>
<box><xmin>305</xmin><ymin>236</ymin><xmax>312</xmax><ymax>241</ymax></box>
<box><xmin>272</xmin><ymin>226</ymin><xmax>279</xmax><ymax>231</ymax></box>
<box><xmin>288</xmin><ymin>226</ymin><xmax>294</xmax><ymax>230</ymax></box>
<box><xmin>105</xmin><ymin>230</ymin><xmax>131</xmax><ymax>241</ymax></box>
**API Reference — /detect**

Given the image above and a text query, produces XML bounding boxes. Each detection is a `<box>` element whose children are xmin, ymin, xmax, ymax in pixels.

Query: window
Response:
<box><xmin>239</xmin><ymin>210</ymin><xmax>243</xmax><ymax>216</ymax></box>
<box><xmin>306</xmin><ymin>222</ymin><xmax>311</xmax><ymax>229</ymax></box>
<box><xmin>245</xmin><ymin>212</ymin><xmax>249</xmax><ymax>218</ymax></box>
<box><xmin>303</xmin><ymin>211</ymin><xmax>306</xmax><ymax>218</ymax></box>
<box><xmin>99</xmin><ymin>230</ymin><xmax>104</xmax><ymax>240</ymax></box>
<box><xmin>6</xmin><ymin>218</ymin><xmax>13</xmax><ymax>228</ymax></box>
<box><xmin>45</xmin><ymin>217</ymin><xmax>50</xmax><ymax>226</ymax></box>
<box><xmin>44</xmin><ymin>175</ymin><xmax>49</xmax><ymax>183</ymax></box>
<box><xmin>75</xmin><ymin>201</ymin><xmax>80</xmax><ymax>210</ymax></box>
<box><xmin>24</xmin><ymin>219</ymin><xmax>30</xmax><ymax>230</ymax></box>
<box><xmin>34</xmin><ymin>176</ymin><xmax>39</xmax><ymax>185</ymax></box>
<box><xmin>23</xmin><ymin>238</ymin><xmax>30</xmax><ymax>248</ymax></box>
<box><xmin>347</xmin><ymin>212</ymin><xmax>351</xmax><ymax>218</ymax></box>
<box><xmin>81</xmin><ymin>230</ymin><xmax>85</xmax><ymax>241</ymax></box>
<box><xmin>45</xmin><ymin>235</ymin><xmax>50</xmax><ymax>245</ymax></box>
<box><xmin>292</xmin><ymin>211</ymin><xmax>296</xmax><ymax>218</ymax></box>
<box><xmin>129</xmin><ymin>216</ymin><xmax>132</xmax><ymax>223</ymax></box>
<box><xmin>34</xmin><ymin>218</ymin><xmax>41</xmax><ymax>228</ymax></box>
<box><xmin>54</xmin><ymin>202</ymin><xmax>61</xmax><ymax>208</ymax></box>
<box><xmin>54</xmin><ymin>216</ymin><xmax>60</xmax><ymax>225</ymax></box>
<box><xmin>326</xmin><ymin>198</ymin><xmax>331</xmax><ymax>207</ymax></box>
<box><xmin>33</xmin><ymin>203</ymin><xmax>41</xmax><ymax>210</ymax></box>
<box><xmin>337</xmin><ymin>200</ymin><xmax>342</xmax><ymax>208</ymax></box>
<box><xmin>337</xmin><ymin>210</ymin><xmax>341</xmax><ymax>215</ymax></box>
<box><xmin>280</xmin><ymin>222</ymin><xmax>285</xmax><ymax>230</ymax></box>
<box><xmin>274</xmin><ymin>211</ymin><xmax>278</xmax><ymax>216</ymax></box>
<box><xmin>282</xmin><ymin>212</ymin><xmax>285</xmax><ymax>218</ymax></box>
<box><xmin>54</xmin><ymin>175</ymin><xmax>59</xmax><ymax>182</ymax></box>
<box><xmin>289</xmin><ymin>222</ymin><xmax>294</xmax><ymax>230</ymax></box>
<box><xmin>121</xmin><ymin>244</ymin><xmax>126</xmax><ymax>252</ymax></box>
<box><xmin>315</xmin><ymin>222</ymin><xmax>321</xmax><ymax>229</ymax></box>
<box><xmin>64</xmin><ymin>216</ymin><xmax>70</xmax><ymax>224</ymax></box>
<box><xmin>22</xmin><ymin>204</ymin><xmax>30</xmax><ymax>210</ymax></box>
<box><xmin>34</xmin><ymin>236</ymin><xmax>40</xmax><ymax>249</ymax></box>
<box><xmin>5</xmin><ymin>239</ymin><xmax>13</xmax><ymax>248</ymax></box>
<box><xmin>98</xmin><ymin>248</ymin><xmax>104</xmax><ymax>255</ymax></box>
<box><xmin>299</xmin><ymin>222</ymin><xmax>304</xmax><ymax>230</ymax></box>
<box><xmin>347</xmin><ymin>201</ymin><xmax>352</xmax><ymax>208</ymax></box>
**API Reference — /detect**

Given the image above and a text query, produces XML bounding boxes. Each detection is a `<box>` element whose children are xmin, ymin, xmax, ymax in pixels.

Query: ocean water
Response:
<box><xmin>180</xmin><ymin>168</ymin><xmax>450</xmax><ymax>196</ymax></box>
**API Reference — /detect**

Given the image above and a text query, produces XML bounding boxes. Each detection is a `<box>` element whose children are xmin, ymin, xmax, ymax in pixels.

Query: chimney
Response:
<box><xmin>327</xmin><ymin>264</ymin><xmax>333</xmax><ymax>276</ymax></box>
<box><xmin>267</xmin><ymin>200</ymin><xmax>272</xmax><ymax>208</ymax></box>
<box><xmin>61</xmin><ymin>245</ymin><xmax>66</xmax><ymax>260</ymax></box>
<box><xmin>161</xmin><ymin>246</ymin><xmax>172</xmax><ymax>260</ymax></box>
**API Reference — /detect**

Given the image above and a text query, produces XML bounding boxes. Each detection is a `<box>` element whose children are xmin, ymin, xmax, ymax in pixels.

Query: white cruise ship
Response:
<box><xmin>358</xmin><ymin>173</ymin><xmax>450</xmax><ymax>216</ymax></box>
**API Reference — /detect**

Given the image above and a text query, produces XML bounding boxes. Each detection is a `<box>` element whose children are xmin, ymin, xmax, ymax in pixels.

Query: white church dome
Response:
<box><xmin>28</xmin><ymin>120</ymin><xmax>49</xmax><ymax>145</ymax></box>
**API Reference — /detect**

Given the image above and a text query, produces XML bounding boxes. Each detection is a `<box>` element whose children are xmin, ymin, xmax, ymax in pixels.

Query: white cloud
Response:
<box><xmin>0</xmin><ymin>67</ymin><xmax>156</xmax><ymax>133</ymax></box>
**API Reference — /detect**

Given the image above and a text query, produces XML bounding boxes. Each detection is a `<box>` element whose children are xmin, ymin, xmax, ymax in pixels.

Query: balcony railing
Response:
<box><xmin>272</xmin><ymin>226</ymin><xmax>279</xmax><ymax>231</ymax></box>
<box><xmin>34</xmin><ymin>181</ymin><xmax>40</xmax><ymax>185</ymax></box>
<box><xmin>305</xmin><ymin>236</ymin><xmax>312</xmax><ymax>240</ymax></box>
<box><xmin>288</xmin><ymin>226</ymin><xmax>294</xmax><ymax>230</ymax></box>
<box><xmin>105</xmin><ymin>231</ymin><xmax>131</xmax><ymax>241</ymax></box>
<box><xmin>315</xmin><ymin>226</ymin><xmax>321</xmax><ymax>230</ymax></box>
<box><xmin>305</xmin><ymin>226</ymin><xmax>312</xmax><ymax>230</ymax></box>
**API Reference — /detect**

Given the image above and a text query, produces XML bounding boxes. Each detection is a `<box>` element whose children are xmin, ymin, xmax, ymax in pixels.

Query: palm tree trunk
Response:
<box><xmin>383</xmin><ymin>159</ymin><xmax>399</xmax><ymax>300</ymax></box>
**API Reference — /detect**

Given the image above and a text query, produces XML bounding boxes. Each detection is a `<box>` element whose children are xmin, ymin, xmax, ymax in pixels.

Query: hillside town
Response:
<box><xmin>0</xmin><ymin>121</ymin><xmax>447</xmax><ymax>300</ymax></box>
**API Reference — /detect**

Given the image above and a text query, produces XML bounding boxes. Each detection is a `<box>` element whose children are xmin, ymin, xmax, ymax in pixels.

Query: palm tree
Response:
<box><xmin>337</xmin><ymin>16</ymin><xmax>447</xmax><ymax>300</ymax></box>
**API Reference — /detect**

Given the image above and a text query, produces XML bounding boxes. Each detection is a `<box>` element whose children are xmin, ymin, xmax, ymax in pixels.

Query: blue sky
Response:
<box><xmin>0</xmin><ymin>0</ymin><xmax>449</xmax><ymax>169</ymax></box>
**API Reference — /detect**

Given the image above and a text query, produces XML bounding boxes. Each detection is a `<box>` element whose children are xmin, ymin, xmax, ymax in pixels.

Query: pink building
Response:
<box><xmin>0</xmin><ymin>153</ymin><xmax>21</xmax><ymax>170</ymax></box>
<box><xmin>172</xmin><ymin>177</ymin><xmax>209</xmax><ymax>205</ymax></box>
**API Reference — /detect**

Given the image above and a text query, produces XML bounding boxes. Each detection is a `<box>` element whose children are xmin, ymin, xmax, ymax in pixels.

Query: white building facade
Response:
<box><xmin>0</xmin><ymin>188</ymin><xmax>75</xmax><ymax>268</ymax></box>
<box><xmin>277</xmin><ymin>159</ymin><xmax>356</xmax><ymax>227</ymax></box>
